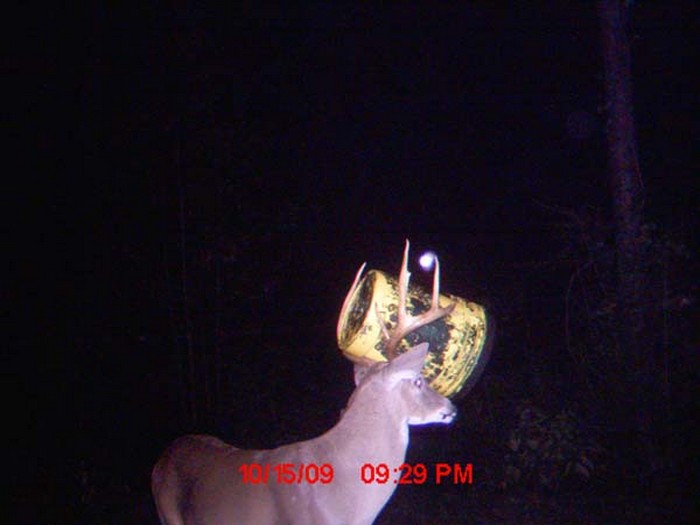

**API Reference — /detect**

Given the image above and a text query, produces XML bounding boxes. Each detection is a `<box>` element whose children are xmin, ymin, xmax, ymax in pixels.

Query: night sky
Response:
<box><xmin>10</xmin><ymin>3</ymin><xmax>698</xmax><ymax>524</ymax></box>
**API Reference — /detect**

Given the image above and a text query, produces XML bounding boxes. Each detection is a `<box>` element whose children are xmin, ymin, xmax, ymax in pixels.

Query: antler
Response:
<box><xmin>382</xmin><ymin>240</ymin><xmax>455</xmax><ymax>359</ymax></box>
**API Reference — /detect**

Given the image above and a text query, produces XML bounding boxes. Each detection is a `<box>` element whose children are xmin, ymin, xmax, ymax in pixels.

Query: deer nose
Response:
<box><xmin>442</xmin><ymin>409</ymin><xmax>457</xmax><ymax>421</ymax></box>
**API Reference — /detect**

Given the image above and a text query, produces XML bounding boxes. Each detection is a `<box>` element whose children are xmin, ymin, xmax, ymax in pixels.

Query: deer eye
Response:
<box><xmin>413</xmin><ymin>377</ymin><xmax>424</xmax><ymax>389</ymax></box>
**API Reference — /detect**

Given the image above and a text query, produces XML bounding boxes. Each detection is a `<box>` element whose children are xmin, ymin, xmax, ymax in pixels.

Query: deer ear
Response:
<box><xmin>407</xmin><ymin>342</ymin><xmax>430</xmax><ymax>358</ymax></box>
<box><xmin>394</xmin><ymin>342</ymin><xmax>429</xmax><ymax>369</ymax></box>
<box><xmin>353</xmin><ymin>363</ymin><xmax>372</xmax><ymax>386</ymax></box>
<box><xmin>386</xmin><ymin>343</ymin><xmax>430</xmax><ymax>384</ymax></box>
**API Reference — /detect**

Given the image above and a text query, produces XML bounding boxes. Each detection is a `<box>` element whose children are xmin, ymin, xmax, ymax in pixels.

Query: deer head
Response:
<box><xmin>152</xmin><ymin>241</ymin><xmax>457</xmax><ymax>525</ymax></box>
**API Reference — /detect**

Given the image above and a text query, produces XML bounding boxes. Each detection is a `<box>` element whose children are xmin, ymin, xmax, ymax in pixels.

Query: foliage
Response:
<box><xmin>501</xmin><ymin>404</ymin><xmax>605</xmax><ymax>491</ymax></box>
<box><xmin>557</xmin><ymin>208</ymin><xmax>696</xmax><ymax>476</ymax></box>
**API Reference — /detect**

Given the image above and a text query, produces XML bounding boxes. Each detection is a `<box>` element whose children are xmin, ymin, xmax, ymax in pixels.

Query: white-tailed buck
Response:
<box><xmin>152</xmin><ymin>241</ymin><xmax>457</xmax><ymax>525</ymax></box>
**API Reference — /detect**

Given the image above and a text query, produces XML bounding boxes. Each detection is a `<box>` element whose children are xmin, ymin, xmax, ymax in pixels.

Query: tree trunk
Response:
<box><xmin>598</xmin><ymin>0</ymin><xmax>656</xmax><ymax>478</ymax></box>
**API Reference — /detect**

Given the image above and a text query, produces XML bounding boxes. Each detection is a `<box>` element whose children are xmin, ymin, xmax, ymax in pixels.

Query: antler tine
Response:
<box><xmin>384</xmin><ymin>240</ymin><xmax>455</xmax><ymax>359</ymax></box>
<box><xmin>337</xmin><ymin>262</ymin><xmax>368</xmax><ymax>342</ymax></box>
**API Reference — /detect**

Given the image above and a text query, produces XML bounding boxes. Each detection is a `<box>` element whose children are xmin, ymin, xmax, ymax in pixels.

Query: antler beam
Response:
<box><xmin>382</xmin><ymin>240</ymin><xmax>455</xmax><ymax>358</ymax></box>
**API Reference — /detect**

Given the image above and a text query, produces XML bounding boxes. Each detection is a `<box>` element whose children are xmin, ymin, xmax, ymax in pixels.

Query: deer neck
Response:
<box><xmin>321</xmin><ymin>383</ymin><xmax>409</xmax><ymax>468</ymax></box>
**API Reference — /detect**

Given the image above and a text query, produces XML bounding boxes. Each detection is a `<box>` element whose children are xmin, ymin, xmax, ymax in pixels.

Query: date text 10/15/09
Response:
<box><xmin>238</xmin><ymin>463</ymin><xmax>474</xmax><ymax>486</ymax></box>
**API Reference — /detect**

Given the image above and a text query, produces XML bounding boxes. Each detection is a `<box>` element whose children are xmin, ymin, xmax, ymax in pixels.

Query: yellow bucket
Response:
<box><xmin>337</xmin><ymin>269</ymin><xmax>491</xmax><ymax>398</ymax></box>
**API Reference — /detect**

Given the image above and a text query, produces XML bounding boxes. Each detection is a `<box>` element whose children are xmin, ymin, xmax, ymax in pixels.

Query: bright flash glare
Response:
<box><xmin>418</xmin><ymin>251</ymin><xmax>437</xmax><ymax>271</ymax></box>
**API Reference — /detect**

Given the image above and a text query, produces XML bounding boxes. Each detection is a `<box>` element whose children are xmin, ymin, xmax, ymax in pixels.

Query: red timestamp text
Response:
<box><xmin>238</xmin><ymin>463</ymin><xmax>334</xmax><ymax>485</ymax></box>
<box><xmin>360</xmin><ymin>463</ymin><xmax>473</xmax><ymax>485</ymax></box>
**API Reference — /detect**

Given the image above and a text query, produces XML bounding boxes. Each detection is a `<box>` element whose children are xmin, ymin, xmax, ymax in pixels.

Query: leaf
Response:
<box><xmin>507</xmin><ymin>436</ymin><xmax>520</xmax><ymax>451</ymax></box>
<box><xmin>574</xmin><ymin>462</ymin><xmax>591</xmax><ymax>479</ymax></box>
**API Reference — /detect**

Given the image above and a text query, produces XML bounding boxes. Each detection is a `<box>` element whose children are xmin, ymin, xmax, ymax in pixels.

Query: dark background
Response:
<box><xmin>9</xmin><ymin>3</ymin><xmax>698</xmax><ymax>524</ymax></box>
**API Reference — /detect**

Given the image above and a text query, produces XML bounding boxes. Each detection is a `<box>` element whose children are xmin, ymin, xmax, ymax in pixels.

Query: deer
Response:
<box><xmin>151</xmin><ymin>240</ymin><xmax>457</xmax><ymax>525</ymax></box>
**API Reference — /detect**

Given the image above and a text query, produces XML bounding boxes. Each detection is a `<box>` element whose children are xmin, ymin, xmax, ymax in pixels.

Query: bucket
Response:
<box><xmin>337</xmin><ymin>269</ymin><xmax>491</xmax><ymax>398</ymax></box>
